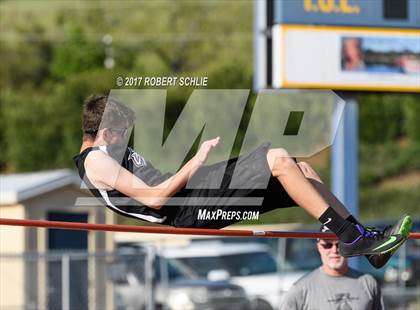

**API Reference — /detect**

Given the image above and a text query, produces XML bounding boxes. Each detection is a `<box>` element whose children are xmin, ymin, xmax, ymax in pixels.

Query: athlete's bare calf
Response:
<box><xmin>266</xmin><ymin>148</ymin><xmax>330</xmax><ymax>219</ymax></box>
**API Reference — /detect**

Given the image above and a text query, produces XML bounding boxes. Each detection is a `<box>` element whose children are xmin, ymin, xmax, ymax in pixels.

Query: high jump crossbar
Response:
<box><xmin>0</xmin><ymin>218</ymin><xmax>419</xmax><ymax>239</ymax></box>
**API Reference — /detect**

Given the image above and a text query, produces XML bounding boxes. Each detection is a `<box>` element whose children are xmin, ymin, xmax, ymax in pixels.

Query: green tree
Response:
<box><xmin>2</xmin><ymin>89</ymin><xmax>58</xmax><ymax>171</ymax></box>
<box><xmin>51</xmin><ymin>25</ymin><xmax>105</xmax><ymax>79</ymax></box>
<box><xmin>359</xmin><ymin>93</ymin><xmax>404</xmax><ymax>143</ymax></box>
<box><xmin>403</xmin><ymin>94</ymin><xmax>420</xmax><ymax>144</ymax></box>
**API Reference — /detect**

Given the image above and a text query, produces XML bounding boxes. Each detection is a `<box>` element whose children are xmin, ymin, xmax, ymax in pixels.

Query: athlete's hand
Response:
<box><xmin>194</xmin><ymin>137</ymin><xmax>220</xmax><ymax>166</ymax></box>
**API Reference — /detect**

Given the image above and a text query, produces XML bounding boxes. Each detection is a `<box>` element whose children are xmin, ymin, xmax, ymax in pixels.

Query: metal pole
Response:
<box><xmin>145</xmin><ymin>246</ymin><xmax>155</xmax><ymax>310</ymax></box>
<box><xmin>158</xmin><ymin>243</ymin><xmax>169</xmax><ymax>310</ymax></box>
<box><xmin>398</xmin><ymin>242</ymin><xmax>406</xmax><ymax>288</ymax></box>
<box><xmin>332</xmin><ymin>96</ymin><xmax>359</xmax><ymax>216</ymax></box>
<box><xmin>332</xmin><ymin>95</ymin><xmax>359</xmax><ymax>268</ymax></box>
<box><xmin>277</xmin><ymin>238</ymin><xmax>287</xmax><ymax>309</ymax></box>
<box><xmin>61</xmin><ymin>254</ymin><xmax>70</xmax><ymax>310</ymax></box>
<box><xmin>253</xmin><ymin>0</ymin><xmax>267</xmax><ymax>91</ymax></box>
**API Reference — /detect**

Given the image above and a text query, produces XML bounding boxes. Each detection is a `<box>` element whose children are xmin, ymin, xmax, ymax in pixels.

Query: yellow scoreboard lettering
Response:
<box><xmin>340</xmin><ymin>0</ymin><xmax>360</xmax><ymax>14</ymax></box>
<box><xmin>304</xmin><ymin>0</ymin><xmax>360</xmax><ymax>14</ymax></box>
<box><xmin>319</xmin><ymin>0</ymin><xmax>335</xmax><ymax>12</ymax></box>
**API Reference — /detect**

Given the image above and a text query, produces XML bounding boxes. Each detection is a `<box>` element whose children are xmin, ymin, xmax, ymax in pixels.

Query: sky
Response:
<box><xmin>361</xmin><ymin>36</ymin><xmax>420</xmax><ymax>53</ymax></box>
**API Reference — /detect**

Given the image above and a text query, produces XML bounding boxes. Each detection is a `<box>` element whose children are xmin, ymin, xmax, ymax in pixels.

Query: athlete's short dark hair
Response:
<box><xmin>82</xmin><ymin>94</ymin><xmax>135</xmax><ymax>139</ymax></box>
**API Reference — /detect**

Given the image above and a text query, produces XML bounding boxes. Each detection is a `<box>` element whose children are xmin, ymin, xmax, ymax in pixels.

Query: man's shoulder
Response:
<box><xmin>290</xmin><ymin>268</ymin><xmax>322</xmax><ymax>289</ymax></box>
<box><xmin>347</xmin><ymin>268</ymin><xmax>377</xmax><ymax>283</ymax></box>
<box><xmin>346</xmin><ymin>268</ymin><xmax>376</xmax><ymax>282</ymax></box>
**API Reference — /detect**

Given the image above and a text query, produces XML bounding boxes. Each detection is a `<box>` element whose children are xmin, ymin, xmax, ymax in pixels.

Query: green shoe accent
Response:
<box><xmin>372</xmin><ymin>235</ymin><xmax>398</xmax><ymax>252</ymax></box>
<box><xmin>398</xmin><ymin>215</ymin><xmax>412</xmax><ymax>238</ymax></box>
<box><xmin>366</xmin><ymin>214</ymin><xmax>413</xmax><ymax>268</ymax></box>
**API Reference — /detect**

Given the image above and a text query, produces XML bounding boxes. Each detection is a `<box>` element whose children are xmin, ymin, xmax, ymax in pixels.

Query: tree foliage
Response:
<box><xmin>0</xmin><ymin>1</ymin><xmax>253</xmax><ymax>172</ymax></box>
<box><xmin>0</xmin><ymin>1</ymin><xmax>418</xmax><ymax>222</ymax></box>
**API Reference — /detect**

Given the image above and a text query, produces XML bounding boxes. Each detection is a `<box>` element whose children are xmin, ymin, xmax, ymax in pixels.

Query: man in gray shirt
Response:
<box><xmin>280</xmin><ymin>225</ymin><xmax>385</xmax><ymax>310</ymax></box>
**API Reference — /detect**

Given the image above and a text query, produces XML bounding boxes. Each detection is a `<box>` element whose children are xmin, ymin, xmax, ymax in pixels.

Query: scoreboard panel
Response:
<box><xmin>272</xmin><ymin>25</ymin><xmax>420</xmax><ymax>92</ymax></box>
<box><xmin>272</xmin><ymin>0</ymin><xmax>420</xmax><ymax>92</ymax></box>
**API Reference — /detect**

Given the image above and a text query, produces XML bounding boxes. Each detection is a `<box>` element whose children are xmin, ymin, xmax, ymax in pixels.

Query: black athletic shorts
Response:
<box><xmin>162</xmin><ymin>143</ymin><xmax>297</xmax><ymax>228</ymax></box>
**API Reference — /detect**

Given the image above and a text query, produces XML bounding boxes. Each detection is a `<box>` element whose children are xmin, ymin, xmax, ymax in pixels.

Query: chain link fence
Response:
<box><xmin>0</xmin><ymin>247</ymin><xmax>250</xmax><ymax>310</ymax></box>
<box><xmin>1</xmin><ymin>251</ymin><xmax>117</xmax><ymax>310</ymax></box>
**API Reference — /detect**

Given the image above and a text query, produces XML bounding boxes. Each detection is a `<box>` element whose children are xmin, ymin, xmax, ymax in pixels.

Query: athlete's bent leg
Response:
<box><xmin>266</xmin><ymin>148</ymin><xmax>411</xmax><ymax>259</ymax></box>
<box><xmin>266</xmin><ymin>148</ymin><xmax>329</xmax><ymax>219</ymax></box>
<box><xmin>296</xmin><ymin>161</ymin><xmax>412</xmax><ymax>267</ymax></box>
<box><xmin>296</xmin><ymin>161</ymin><xmax>351</xmax><ymax>220</ymax></box>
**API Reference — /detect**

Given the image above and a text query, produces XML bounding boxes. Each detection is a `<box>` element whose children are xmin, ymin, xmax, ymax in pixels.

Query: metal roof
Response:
<box><xmin>0</xmin><ymin>169</ymin><xmax>81</xmax><ymax>205</ymax></box>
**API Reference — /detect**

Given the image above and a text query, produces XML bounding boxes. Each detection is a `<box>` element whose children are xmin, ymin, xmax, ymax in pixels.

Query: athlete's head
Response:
<box><xmin>317</xmin><ymin>225</ymin><xmax>348</xmax><ymax>275</ymax></box>
<box><xmin>82</xmin><ymin>94</ymin><xmax>135</xmax><ymax>145</ymax></box>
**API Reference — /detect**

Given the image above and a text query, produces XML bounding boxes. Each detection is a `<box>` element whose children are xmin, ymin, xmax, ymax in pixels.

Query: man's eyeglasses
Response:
<box><xmin>319</xmin><ymin>241</ymin><xmax>339</xmax><ymax>249</ymax></box>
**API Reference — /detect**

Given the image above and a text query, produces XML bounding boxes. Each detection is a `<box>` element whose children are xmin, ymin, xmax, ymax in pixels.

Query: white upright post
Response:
<box><xmin>145</xmin><ymin>246</ymin><xmax>155</xmax><ymax>310</ymax></box>
<box><xmin>62</xmin><ymin>254</ymin><xmax>70</xmax><ymax>310</ymax></box>
<box><xmin>253</xmin><ymin>0</ymin><xmax>267</xmax><ymax>91</ymax></box>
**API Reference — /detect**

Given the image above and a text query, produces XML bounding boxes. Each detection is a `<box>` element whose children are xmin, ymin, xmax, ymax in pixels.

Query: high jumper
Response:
<box><xmin>73</xmin><ymin>94</ymin><xmax>412</xmax><ymax>269</ymax></box>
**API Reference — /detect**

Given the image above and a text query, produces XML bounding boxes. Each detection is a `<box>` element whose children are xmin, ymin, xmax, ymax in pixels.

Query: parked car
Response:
<box><xmin>190</xmin><ymin>234</ymin><xmax>321</xmax><ymax>272</ymax></box>
<box><xmin>161</xmin><ymin>242</ymin><xmax>307</xmax><ymax>310</ymax></box>
<box><xmin>111</xmin><ymin>245</ymin><xmax>251</xmax><ymax>310</ymax></box>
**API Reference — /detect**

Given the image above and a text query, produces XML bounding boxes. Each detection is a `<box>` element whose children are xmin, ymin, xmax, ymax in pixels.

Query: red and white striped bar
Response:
<box><xmin>1</xmin><ymin>218</ymin><xmax>419</xmax><ymax>239</ymax></box>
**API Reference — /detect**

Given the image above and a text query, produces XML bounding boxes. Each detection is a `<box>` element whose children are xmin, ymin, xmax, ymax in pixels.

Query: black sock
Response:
<box><xmin>346</xmin><ymin>215</ymin><xmax>361</xmax><ymax>226</ymax></box>
<box><xmin>319</xmin><ymin>207</ymin><xmax>362</xmax><ymax>243</ymax></box>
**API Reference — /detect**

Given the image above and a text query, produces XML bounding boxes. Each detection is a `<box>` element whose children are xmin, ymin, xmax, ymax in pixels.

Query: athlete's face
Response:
<box><xmin>104</xmin><ymin>127</ymin><xmax>128</xmax><ymax>145</ymax></box>
<box><xmin>317</xmin><ymin>240</ymin><xmax>348</xmax><ymax>272</ymax></box>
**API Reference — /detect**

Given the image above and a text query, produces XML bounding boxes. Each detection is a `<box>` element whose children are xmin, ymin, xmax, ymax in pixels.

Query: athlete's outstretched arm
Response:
<box><xmin>159</xmin><ymin>137</ymin><xmax>220</xmax><ymax>188</ymax></box>
<box><xmin>85</xmin><ymin>137</ymin><xmax>220</xmax><ymax>209</ymax></box>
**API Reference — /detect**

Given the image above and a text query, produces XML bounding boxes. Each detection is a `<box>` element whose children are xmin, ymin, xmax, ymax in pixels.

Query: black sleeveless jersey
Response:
<box><xmin>73</xmin><ymin>143</ymin><xmax>297</xmax><ymax>228</ymax></box>
<box><xmin>73</xmin><ymin>144</ymin><xmax>174</xmax><ymax>223</ymax></box>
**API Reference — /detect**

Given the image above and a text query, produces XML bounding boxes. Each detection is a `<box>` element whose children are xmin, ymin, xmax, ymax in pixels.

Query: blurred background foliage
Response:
<box><xmin>0</xmin><ymin>0</ymin><xmax>418</xmax><ymax>223</ymax></box>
